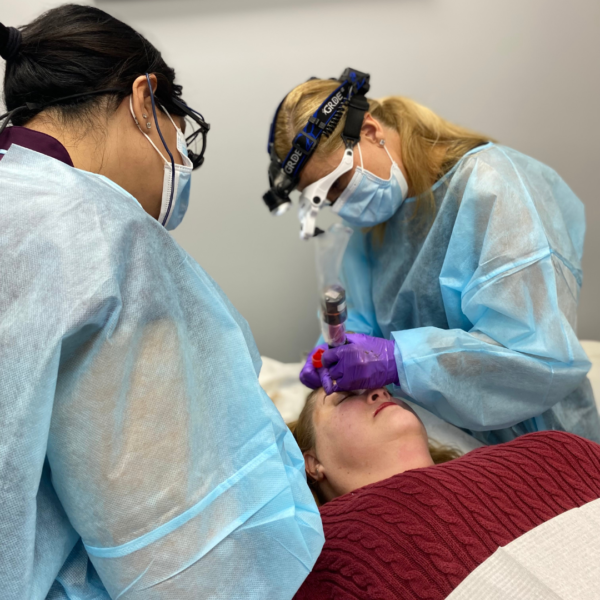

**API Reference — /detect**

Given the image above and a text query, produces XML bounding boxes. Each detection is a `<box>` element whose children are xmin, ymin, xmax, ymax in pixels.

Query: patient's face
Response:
<box><xmin>310</xmin><ymin>388</ymin><xmax>432</xmax><ymax>498</ymax></box>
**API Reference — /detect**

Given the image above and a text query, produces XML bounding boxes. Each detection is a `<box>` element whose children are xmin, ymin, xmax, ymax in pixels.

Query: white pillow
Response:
<box><xmin>259</xmin><ymin>357</ymin><xmax>311</xmax><ymax>424</ymax></box>
<box><xmin>581</xmin><ymin>340</ymin><xmax>600</xmax><ymax>411</ymax></box>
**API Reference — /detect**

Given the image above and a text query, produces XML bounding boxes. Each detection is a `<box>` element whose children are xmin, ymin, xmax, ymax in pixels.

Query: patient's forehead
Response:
<box><xmin>311</xmin><ymin>388</ymin><xmax>327</xmax><ymax>415</ymax></box>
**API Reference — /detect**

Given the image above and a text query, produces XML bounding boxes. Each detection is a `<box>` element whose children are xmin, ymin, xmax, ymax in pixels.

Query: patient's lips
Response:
<box><xmin>373</xmin><ymin>402</ymin><xmax>398</xmax><ymax>417</ymax></box>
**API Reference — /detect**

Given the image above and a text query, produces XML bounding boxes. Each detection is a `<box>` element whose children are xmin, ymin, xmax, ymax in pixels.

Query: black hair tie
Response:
<box><xmin>0</xmin><ymin>24</ymin><xmax>23</xmax><ymax>61</ymax></box>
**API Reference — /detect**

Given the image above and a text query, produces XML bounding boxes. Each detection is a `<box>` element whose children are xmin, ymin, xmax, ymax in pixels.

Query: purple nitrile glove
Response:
<box><xmin>320</xmin><ymin>333</ymin><xmax>399</xmax><ymax>395</ymax></box>
<box><xmin>299</xmin><ymin>343</ymin><xmax>329</xmax><ymax>389</ymax></box>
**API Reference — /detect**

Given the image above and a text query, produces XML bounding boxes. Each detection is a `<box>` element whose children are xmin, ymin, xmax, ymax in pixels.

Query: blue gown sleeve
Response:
<box><xmin>392</xmin><ymin>150</ymin><xmax>591</xmax><ymax>431</ymax></box>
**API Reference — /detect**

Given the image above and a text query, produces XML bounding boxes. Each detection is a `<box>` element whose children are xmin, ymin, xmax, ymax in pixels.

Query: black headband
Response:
<box><xmin>0</xmin><ymin>24</ymin><xmax>22</xmax><ymax>62</ymax></box>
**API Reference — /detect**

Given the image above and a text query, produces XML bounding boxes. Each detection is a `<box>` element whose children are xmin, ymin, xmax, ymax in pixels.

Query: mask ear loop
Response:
<box><xmin>158</xmin><ymin>101</ymin><xmax>185</xmax><ymax>139</ymax></box>
<box><xmin>380</xmin><ymin>141</ymin><xmax>395</xmax><ymax>166</ymax></box>
<box><xmin>356</xmin><ymin>143</ymin><xmax>364</xmax><ymax>169</ymax></box>
<box><xmin>129</xmin><ymin>96</ymin><xmax>169</xmax><ymax>164</ymax></box>
<box><xmin>379</xmin><ymin>139</ymin><xmax>408</xmax><ymax>199</ymax></box>
<box><xmin>155</xmin><ymin>101</ymin><xmax>192</xmax><ymax>167</ymax></box>
<box><xmin>145</xmin><ymin>73</ymin><xmax>176</xmax><ymax>226</ymax></box>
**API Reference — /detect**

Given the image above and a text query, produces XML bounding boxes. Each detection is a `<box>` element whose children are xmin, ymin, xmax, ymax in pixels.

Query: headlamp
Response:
<box><xmin>263</xmin><ymin>68</ymin><xmax>370</xmax><ymax>237</ymax></box>
<box><xmin>263</xmin><ymin>154</ymin><xmax>295</xmax><ymax>215</ymax></box>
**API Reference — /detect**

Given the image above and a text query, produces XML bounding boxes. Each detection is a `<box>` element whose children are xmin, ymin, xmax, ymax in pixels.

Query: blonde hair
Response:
<box><xmin>273</xmin><ymin>79</ymin><xmax>492</xmax><ymax>238</ymax></box>
<box><xmin>289</xmin><ymin>389</ymin><xmax>462</xmax><ymax>505</ymax></box>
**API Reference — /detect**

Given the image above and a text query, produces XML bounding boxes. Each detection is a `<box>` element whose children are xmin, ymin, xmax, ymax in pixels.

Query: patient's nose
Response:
<box><xmin>367</xmin><ymin>389</ymin><xmax>390</xmax><ymax>404</ymax></box>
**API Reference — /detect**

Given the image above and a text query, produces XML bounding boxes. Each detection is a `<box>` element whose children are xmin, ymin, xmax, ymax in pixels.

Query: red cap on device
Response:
<box><xmin>312</xmin><ymin>348</ymin><xmax>325</xmax><ymax>369</ymax></box>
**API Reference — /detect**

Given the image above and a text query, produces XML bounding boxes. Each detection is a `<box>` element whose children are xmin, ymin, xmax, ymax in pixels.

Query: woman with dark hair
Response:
<box><xmin>0</xmin><ymin>6</ymin><xmax>323</xmax><ymax>599</ymax></box>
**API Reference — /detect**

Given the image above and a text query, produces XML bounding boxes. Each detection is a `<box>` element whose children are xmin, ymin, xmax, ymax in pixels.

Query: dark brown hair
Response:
<box><xmin>1</xmin><ymin>5</ymin><xmax>186</xmax><ymax>126</ymax></box>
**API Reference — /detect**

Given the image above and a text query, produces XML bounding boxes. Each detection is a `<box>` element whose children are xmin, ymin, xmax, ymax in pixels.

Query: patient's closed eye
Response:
<box><xmin>336</xmin><ymin>391</ymin><xmax>362</xmax><ymax>405</ymax></box>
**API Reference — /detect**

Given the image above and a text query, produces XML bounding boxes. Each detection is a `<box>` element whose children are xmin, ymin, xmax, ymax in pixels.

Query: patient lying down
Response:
<box><xmin>291</xmin><ymin>389</ymin><xmax>600</xmax><ymax>600</ymax></box>
<box><xmin>289</xmin><ymin>387</ymin><xmax>460</xmax><ymax>505</ymax></box>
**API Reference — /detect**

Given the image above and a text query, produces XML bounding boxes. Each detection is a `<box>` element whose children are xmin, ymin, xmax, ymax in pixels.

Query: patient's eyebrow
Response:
<box><xmin>323</xmin><ymin>391</ymin><xmax>344</xmax><ymax>405</ymax></box>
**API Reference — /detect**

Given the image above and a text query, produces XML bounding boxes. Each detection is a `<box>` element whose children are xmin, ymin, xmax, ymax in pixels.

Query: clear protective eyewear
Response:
<box><xmin>298</xmin><ymin>147</ymin><xmax>355</xmax><ymax>239</ymax></box>
<box><xmin>170</xmin><ymin>96</ymin><xmax>210</xmax><ymax>171</ymax></box>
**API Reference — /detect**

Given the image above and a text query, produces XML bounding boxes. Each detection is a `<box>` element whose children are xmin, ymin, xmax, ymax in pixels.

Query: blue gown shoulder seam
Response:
<box><xmin>462</xmin><ymin>247</ymin><xmax>552</xmax><ymax>296</ymax></box>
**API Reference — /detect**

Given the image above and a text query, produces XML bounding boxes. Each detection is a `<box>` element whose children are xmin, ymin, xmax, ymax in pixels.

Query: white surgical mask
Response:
<box><xmin>331</xmin><ymin>142</ymin><xmax>408</xmax><ymax>227</ymax></box>
<box><xmin>130</xmin><ymin>97</ymin><xmax>193</xmax><ymax>230</ymax></box>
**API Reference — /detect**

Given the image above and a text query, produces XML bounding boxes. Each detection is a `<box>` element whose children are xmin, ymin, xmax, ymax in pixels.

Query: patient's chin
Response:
<box><xmin>393</xmin><ymin>398</ymin><xmax>425</xmax><ymax>425</ymax></box>
<box><xmin>383</xmin><ymin>403</ymin><xmax>427</xmax><ymax>438</ymax></box>
<box><xmin>392</xmin><ymin>398</ymin><xmax>413</xmax><ymax>412</ymax></box>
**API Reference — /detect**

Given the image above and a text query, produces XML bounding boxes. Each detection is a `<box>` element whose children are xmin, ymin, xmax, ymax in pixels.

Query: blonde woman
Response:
<box><xmin>264</xmin><ymin>69</ymin><xmax>599</xmax><ymax>445</ymax></box>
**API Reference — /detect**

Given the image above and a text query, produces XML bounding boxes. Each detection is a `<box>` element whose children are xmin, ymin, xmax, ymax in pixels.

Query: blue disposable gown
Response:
<box><xmin>340</xmin><ymin>143</ymin><xmax>600</xmax><ymax>444</ymax></box>
<box><xmin>0</xmin><ymin>145</ymin><xmax>323</xmax><ymax>599</ymax></box>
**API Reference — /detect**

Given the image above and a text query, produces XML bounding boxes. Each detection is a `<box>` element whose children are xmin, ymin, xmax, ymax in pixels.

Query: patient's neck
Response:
<box><xmin>322</xmin><ymin>436</ymin><xmax>434</xmax><ymax>502</ymax></box>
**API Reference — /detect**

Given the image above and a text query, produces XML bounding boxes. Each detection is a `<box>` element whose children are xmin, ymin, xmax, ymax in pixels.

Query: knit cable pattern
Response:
<box><xmin>294</xmin><ymin>431</ymin><xmax>600</xmax><ymax>600</ymax></box>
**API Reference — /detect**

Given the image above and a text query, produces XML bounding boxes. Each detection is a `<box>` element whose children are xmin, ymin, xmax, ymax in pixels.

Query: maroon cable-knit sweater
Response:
<box><xmin>294</xmin><ymin>431</ymin><xmax>600</xmax><ymax>600</ymax></box>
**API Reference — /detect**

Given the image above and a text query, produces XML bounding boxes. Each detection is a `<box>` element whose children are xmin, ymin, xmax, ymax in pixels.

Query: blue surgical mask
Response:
<box><xmin>130</xmin><ymin>97</ymin><xmax>193</xmax><ymax>230</ymax></box>
<box><xmin>331</xmin><ymin>142</ymin><xmax>408</xmax><ymax>227</ymax></box>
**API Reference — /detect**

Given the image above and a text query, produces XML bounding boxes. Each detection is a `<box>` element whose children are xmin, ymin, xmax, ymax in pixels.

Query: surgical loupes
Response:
<box><xmin>298</xmin><ymin>146</ymin><xmax>354</xmax><ymax>240</ymax></box>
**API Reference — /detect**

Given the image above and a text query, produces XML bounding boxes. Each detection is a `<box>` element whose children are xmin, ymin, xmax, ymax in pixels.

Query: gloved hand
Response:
<box><xmin>299</xmin><ymin>343</ymin><xmax>329</xmax><ymax>389</ymax></box>
<box><xmin>320</xmin><ymin>333</ymin><xmax>399</xmax><ymax>395</ymax></box>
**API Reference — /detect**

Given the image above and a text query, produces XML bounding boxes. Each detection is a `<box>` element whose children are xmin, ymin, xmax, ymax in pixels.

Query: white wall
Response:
<box><xmin>1</xmin><ymin>0</ymin><xmax>88</xmax><ymax>26</ymax></box>
<box><xmin>8</xmin><ymin>0</ymin><xmax>600</xmax><ymax>361</ymax></box>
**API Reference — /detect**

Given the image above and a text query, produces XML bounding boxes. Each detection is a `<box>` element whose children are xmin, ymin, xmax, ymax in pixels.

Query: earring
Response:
<box><xmin>380</xmin><ymin>139</ymin><xmax>386</xmax><ymax>146</ymax></box>
<box><xmin>142</xmin><ymin>113</ymin><xmax>148</xmax><ymax>119</ymax></box>
<box><xmin>146</xmin><ymin>122</ymin><xmax>152</xmax><ymax>130</ymax></box>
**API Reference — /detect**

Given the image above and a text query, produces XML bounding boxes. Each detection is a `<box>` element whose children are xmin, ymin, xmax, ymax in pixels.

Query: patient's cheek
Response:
<box><xmin>326</xmin><ymin>405</ymin><xmax>370</xmax><ymax>461</ymax></box>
